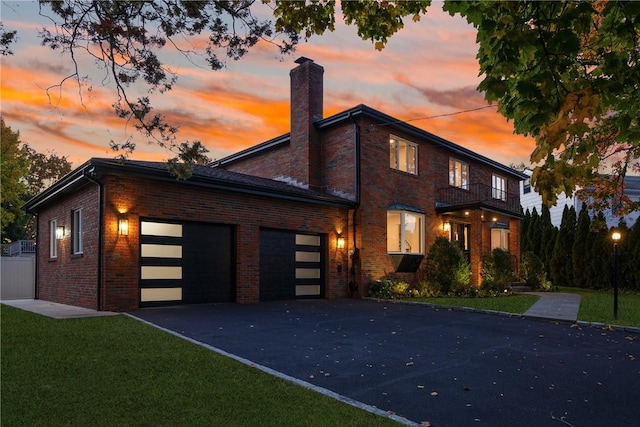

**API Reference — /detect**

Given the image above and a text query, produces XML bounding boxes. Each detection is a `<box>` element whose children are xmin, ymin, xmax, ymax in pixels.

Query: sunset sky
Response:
<box><xmin>1</xmin><ymin>1</ymin><xmax>536</xmax><ymax>169</ymax></box>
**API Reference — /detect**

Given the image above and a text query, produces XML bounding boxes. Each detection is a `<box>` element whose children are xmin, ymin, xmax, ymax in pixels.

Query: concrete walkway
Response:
<box><xmin>522</xmin><ymin>292</ymin><xmax>581</xmax><ymax>322</ymax></box>
<box><xmin>1</xmin><ymin>299</ymin><xmax>118</xmax><ymax>319</ymax></box>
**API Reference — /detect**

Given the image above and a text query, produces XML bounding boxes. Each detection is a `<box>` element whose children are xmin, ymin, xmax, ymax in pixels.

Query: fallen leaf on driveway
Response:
<box><xmin>431</xmin><ymin>391</ymin><xmax>438</xmax><ymax>397</ymax></box>
<box><xmin>421</xmin><ymin>421</ymin><xmax>431</xmax><ymax>427</ymax></box>
<box><xmin>406</xmin><ymin>361</ymin><xmax>414</xmax><ymax>366</ymax></box>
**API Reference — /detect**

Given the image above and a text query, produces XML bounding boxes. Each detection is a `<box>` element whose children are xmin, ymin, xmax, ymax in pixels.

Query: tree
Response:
<box><xmin>572</xmin><ymin>205</ymin><xmax>591</xmax><ymax>287</ymax></box>
<box><xmin>0</xmin><ymin>120</ymin><xmax>73</xmax><ymax>242</ymax></box>
<box><xmin>1</xmin><ymin>120</ymin><xmax>29</xmax><ymax>242</ymax></box>
<box><xmin>550</xmin><ymin>205</ymin><xmax>575</xmax><ymax>287</ymax></box>
<box><xmin>13</xmin><ymin>0</ymin><xmax>292</xmax><ymax>177</ymax></box>
<box><xmin>441</xmin><ymin>1</ymin><xmax>640</xmax><ymax>214</ymax></box>
<box><xmin>4</xmin><ymin>1</ymin><xmax>639</xmax><ymax>193</ymax></box>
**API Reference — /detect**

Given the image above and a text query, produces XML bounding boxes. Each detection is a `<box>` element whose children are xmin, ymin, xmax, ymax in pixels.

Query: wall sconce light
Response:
<box><xmin>443</xmin><ymin>221</ymin><xmax>450</xmax><ymax>232</ymax></box>
<box><xmin>56</xmin><ymin>226</ymin><xmax>65</xmax><ymax>240</ymax></box>
<box><xmin>336</xmin><ymin>234</ymin><xmax>345</xmax><ymax>250</ymax></box>
<box><xmin>118</xmin><ymin>218</ymin><xmax>129</xmax><ymax>236</ymax></box>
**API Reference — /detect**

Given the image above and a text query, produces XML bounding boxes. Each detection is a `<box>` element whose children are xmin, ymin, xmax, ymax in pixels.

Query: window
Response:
<box><xmin>449</xmin><ymin>158</ymin><xmax>468</xmax><ymax>189</ymax></box>
<box><xmin>50</xmin><ymin>220</ymin><xmax>58</xmax><ymax>259</ymax></box>
<box><xmin>523</xmin><ymin>178</ymin><xmax>531</xmax><ymax>194</ymax></box>
<box><xmin>491</xmin><ymin>228</ymin><xmax>510</xmax><ymax>251</ymax></box>
<box><xmin>72</xmin><ymin>209</ymin><xmax>83</xmax><ymax>254</ymax></box>
<box><xmin>492</xmin><ymin>174</ymin><xmax>506</xmax><ymax>201</ymax></box>
<box><xmin>387</xmin><ymin>210</ymin><xmax>424</xmax><ymax>254</ymax></box>
<box><xmin>390</xmin><ymin>136</ymin><xmax>418</xmax><ymax>175</ymax></box>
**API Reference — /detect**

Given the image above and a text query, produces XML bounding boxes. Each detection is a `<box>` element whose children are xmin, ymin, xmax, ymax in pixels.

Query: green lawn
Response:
<box><xmin>405</xmin><ymin>294</ymin><xmax>540</xmax><ymax>314</ymax></box>
<box><xmin>557</xmin><ymin>287</ymin><xmax>640</xmax><ymax>328</ymax></box>
<box><xmin>0</xmin><ymin>306</ymin><xmax>398</xmax><ymax>427</ymax></box>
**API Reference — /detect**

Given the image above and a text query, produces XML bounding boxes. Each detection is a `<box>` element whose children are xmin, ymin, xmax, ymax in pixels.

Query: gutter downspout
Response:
<box><xmin>349</xmin><ymin>115</ymin><xmax>361</xmax><ymax>296</ymax></box>
<box><xmin>83</xmin><ymin>166</ymin><xmax>104</xmax><ymax>311</ymax></box>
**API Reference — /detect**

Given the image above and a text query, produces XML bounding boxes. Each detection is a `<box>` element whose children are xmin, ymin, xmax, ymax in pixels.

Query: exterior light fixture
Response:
<box><xmin>612</xmin><ymin>230</ymin><xmax>621</xmax><ymax>319</ymax></box>
<box><xmin>336</xmin><ymin>234</ymin><xmax>345</xmax><ymax>250</ymax></box>
<box><xmin>118</xmin><ymin>218</ymin><xmax>129</xmax><ymax>236</ymax></box>
<box><xmin>443</xmin><ymin>221</ymin><xmax>450</xmax><ymax>232</ymax></box>
<box><xmin>56</xmin><ymin>226</ymin><xmax>65</xmax><ymax>240</ymax></box>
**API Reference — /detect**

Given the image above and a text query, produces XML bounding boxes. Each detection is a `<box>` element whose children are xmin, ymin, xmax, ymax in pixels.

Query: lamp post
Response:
<box><xmin>611</xmin><ymin>231</ymin><xmax>621</xmax><ymax>320</ymax></box>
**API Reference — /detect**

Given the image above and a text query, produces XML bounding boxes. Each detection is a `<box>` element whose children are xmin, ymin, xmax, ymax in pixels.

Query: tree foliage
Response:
<box><xmin>521</xmin><ymin>205</ymin><xmax>639</xmax><ymax>290</ymax></box>
<box><xmin>1</xmin><ymin>120</ymin><xmax>29</xmax><ymax>240</ymax></box>
<box><xmin>3</xmin><ymin>1</ymin><xmax>638</xmax><ymax>198</ymax></box>
<box><xmin>25</xmin><ymin>0</ymin><xmax>300</xmax><ymax>177</ymax></box>
<box><xmin>1</xmin><ymin>120</ymin><xmax>73</xmax><ymax>242</ymax></box>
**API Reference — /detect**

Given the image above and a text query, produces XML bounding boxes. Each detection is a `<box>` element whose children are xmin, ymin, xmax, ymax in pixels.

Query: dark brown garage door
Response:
<box><xmin>259</xmin><ymin>229</ymin><xmax>324</xmax><ymax>301</ymax></box>
<box><xmin>139</xmin><ymin>220</ymin><xmax>234</xmax><ymax>307</ymax></box>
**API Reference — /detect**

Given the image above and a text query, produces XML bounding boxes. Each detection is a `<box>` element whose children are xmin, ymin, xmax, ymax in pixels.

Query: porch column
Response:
<box><xmin>469</xmin><ymin>210</ymin><xmax>483</xmax><ymax>286</ymax></box>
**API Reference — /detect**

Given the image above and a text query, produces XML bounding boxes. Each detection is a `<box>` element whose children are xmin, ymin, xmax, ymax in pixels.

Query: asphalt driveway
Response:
<box><xmin>130</xmin><ymin>299</ymin><xmax>639</xmax><ymax>427</ymax></box>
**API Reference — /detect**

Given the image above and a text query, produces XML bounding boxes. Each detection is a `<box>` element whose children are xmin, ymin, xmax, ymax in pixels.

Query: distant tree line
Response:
<box><xmin>521</xmin><ymin>205</ymin><xmax>640</xmax><ymax>290</ymax></box>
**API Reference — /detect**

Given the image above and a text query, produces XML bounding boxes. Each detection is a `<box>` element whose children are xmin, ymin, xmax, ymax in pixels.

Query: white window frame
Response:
<box><xmin>50</xmin><ymin>219</ymin><xmax>58</xmax><ymax>259</ymax></box>
<box><xmin>387</xmin><ymin>210</ymin><xmax>424</xmax><ymax>255</ymax></box>
<box><xmin>523</xmin><ymin>177</ymin><xmax>531</xmax><ymax>194</ymax></box>
<box><xmin>492</xmin><ymin>174</ymin><xmax>507</xmax><ymax>201</ymax></box>
<box><xmin>449</xmin><ymin>158</ymin><xmax>469</xmax><ymax>189</ymax></box>
<box><xmin>389</xmin><ymin>136</ymin><xmax>418</xmax><ymax>175</ymax></box>
<box><xmin>72</xmin><ymin>209</ymin><xmax>83</xmax><ymax>255</ymax></box>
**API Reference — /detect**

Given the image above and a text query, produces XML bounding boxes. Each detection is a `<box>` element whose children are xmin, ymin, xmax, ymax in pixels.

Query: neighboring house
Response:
<box><xmin>520</xmin><ymin>169</ymin><xmax>640</xmax><ymax>228</ymax></box>
<box><xmin>24</xmin><ymin>58</ymin><xmax>526</xmax><ymax>311</ymax></box>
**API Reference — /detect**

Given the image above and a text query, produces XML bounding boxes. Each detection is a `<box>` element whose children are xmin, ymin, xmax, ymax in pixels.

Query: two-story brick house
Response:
<box><xmin>24</xmin><ymin>58</ymin><xmax>525</xmax><ymax>311</ymax></box>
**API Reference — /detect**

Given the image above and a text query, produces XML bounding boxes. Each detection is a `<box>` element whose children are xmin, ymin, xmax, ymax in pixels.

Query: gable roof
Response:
<box><xmin>215</xmin><ymin>104</ymin><xmax>528</xmax><ymax>180</ymax></box>
<box><xmin>23</xmin><ymin>158</ymin><xmax>355</xmax><ymax>213</ymax></box>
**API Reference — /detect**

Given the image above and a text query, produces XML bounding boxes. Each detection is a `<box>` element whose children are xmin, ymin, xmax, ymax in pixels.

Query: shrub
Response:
<box><xmin>410</xmin><ymin>280</ymin><xmax>440</xmax><ymax>297</ymax></box>
<box><xmin>368</xmin><ymin>279</ymin><xmax>392</xmax><ymax>298</ymax></box>
<box><xmin>481</xmin><ymin>248</ymin><xmax>515</xmax><ymax>290</ymax></box>
<box><xmin>423</xmin><ymin>237</ymin><xmax>471</xmax><ymax>294</ymax></box>
<box><xmin>520</xmin><ymin>251</ymin><xmax>552</xmax><ymax>291</ymax></box>
<box><xmin>391</xmin><ymin>280</ymin><xmax>410</xmax><ymax>297</ymax></box>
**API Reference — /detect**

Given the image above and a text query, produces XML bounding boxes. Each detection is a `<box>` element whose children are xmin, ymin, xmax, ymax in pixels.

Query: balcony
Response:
<box><xmin>436</xmin><ymin>183</ymin><xmax>521</xmax><ymax>216</ymax></box>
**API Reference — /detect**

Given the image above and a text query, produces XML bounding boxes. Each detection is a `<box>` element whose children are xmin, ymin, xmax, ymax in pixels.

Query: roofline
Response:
<box><xmin>319</xmin><ymin>105</ymin><xmax>528</xmax><ymax>180</ymax></box>
<box><xmin>215</xmin><ymin>104</ymin><xmax>528</xmax><ymax>180</ymax></box>
<box><xmin>24</xmin><ymin>158</ymin><xmax>356</xmax><ymax>213</ymax></box>
<box><xmin>213</xmin><ymin>133</ymin><xmax>290</xmax><ymax>167</ymax></box>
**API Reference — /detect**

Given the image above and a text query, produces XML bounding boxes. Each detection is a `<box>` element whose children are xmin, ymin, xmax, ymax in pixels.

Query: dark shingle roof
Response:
<box><xmin>23</xmin><ymin>158</ymin><xmax>355</xmax><ymax>213</ymax></box>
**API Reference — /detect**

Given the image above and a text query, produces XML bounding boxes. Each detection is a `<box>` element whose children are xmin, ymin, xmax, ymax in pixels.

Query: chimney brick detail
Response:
<box><xmin>290</xmin><ymin>57</ymin><xmax>324</xmax><ymax>189</ymax></box>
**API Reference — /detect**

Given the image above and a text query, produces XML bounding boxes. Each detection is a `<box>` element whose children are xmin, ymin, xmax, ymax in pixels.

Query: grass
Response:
<box><xmin>557</xmin><ymin>286</ymin><xmax>640</xmax><ymax>328</ymax></box>
<box><xmin>404</xmin><ymin>294</ymin><xmax>540</xmax><ymax>314</ymax></box>
<box><xmin>0</xmin><ymin>306</ymin><xmax>399</xmax><ymax>427</ymax></box>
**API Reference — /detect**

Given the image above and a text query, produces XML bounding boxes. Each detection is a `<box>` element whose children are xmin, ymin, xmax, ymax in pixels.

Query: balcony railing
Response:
<box><xmin>1</xmin><ymin>240</ymin><xmax>36</xmax><ymax>257</ymax></box>
<box><xmin>437</xmin><ymin>183</ymin><xmax>521</xmax><ymax>216</ymax></box>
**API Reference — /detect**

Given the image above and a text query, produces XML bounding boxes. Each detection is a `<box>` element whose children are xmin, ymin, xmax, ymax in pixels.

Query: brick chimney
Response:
<box><xmin>290</xmin><ymin>57</ymin><xmax>323</xmax><ymax>189</ymax></box>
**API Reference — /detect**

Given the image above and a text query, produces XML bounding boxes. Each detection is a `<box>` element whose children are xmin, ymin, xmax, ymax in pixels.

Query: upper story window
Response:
<box><xmin>523</xmin><ymin>177</ymin><xmax>531</xmax><ymax>194</ymax></box>
<box><xmin>387</xmin><ymin>210</ymin><xmax>424</xmax><ymax>254</ymax></box>
<box><xmin>72</xmin><ymin>209</ymin><xmax>83</xmax><ymax>255</ymax></box>
<box><xmin>492</xmin><ymin>174</ymin><xmax>506</xmax><ymax>201</ymax></box>
<box><xmin>449</xmin><ymin>158</ymin><xmax>468</xmax><ymax>189</ymax></box>
<box><xmin>50</xmin><ymin>219</ymin><xmax>58</xmax><ymax>259</ymax></box>
<box><xmin>389</xmin><ymin>136</ymin><xmax>418</xmax><ymax>175</ymax></box>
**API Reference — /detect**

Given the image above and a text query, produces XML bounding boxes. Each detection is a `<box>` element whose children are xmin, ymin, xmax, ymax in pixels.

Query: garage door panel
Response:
<box><xmin>260</xmin><ymin>229</ymin><xmax>324</xmax><ymax>301</ymax></box>
<box><xmin>139</xmin><ymin>220</ymin><xmax>235</xmax><ymax>307</ymax></box>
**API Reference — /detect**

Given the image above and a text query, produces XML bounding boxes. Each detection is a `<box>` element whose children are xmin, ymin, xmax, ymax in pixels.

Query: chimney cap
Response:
<box><xmin>294</xmin><ymin>56</ymin><xmax>314</xmax><ymax>65</ymax></box>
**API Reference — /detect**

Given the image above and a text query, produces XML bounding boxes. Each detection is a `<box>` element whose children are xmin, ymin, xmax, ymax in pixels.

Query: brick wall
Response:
<box><xmin>100</xmin><ymin>174</ymin><xmax>349</xmax><ymax>311</ymax></box>
<box><xmin>36</xmin><ymin>184</ymin><xmax>100</xmax><ymax>310</ymax></box>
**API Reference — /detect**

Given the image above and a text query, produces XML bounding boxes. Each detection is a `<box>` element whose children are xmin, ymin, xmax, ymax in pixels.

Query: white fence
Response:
<box><xmin>1</xmin><ymin>256</ymin><xmax>36</xmax><ymax>300</ymax></box>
